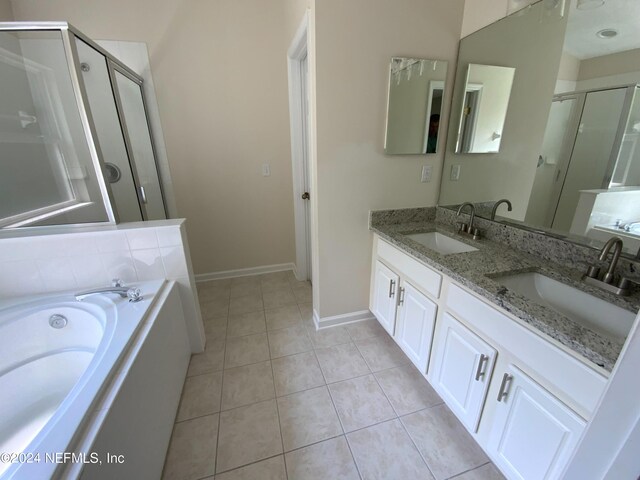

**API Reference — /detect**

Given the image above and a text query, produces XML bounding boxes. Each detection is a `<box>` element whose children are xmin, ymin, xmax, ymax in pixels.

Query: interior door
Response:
<box><xmin>371</xmin><ymin>261</ymin><xmax>399</xmax><ymax>336</ymax></box>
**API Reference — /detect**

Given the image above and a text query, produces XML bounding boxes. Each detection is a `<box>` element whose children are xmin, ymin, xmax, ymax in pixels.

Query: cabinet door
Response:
<box><xmin>430</xmin><ymin>313</ymin><xmax>496</xmax><ymax>432</ymax></box>
<box><xmin>371</xmin><ymin>261</ymin><xmax>400</xmax><ymax>335</ymax></box>
<box><xmin>395</xmin><ymin>282</ymin><xmax>437</xmax><ymax>373</ymax></box>
<box><xmin>487</xmin><ymin>365</ymin><xmax>586</xmax><ymax>480</ymax></box>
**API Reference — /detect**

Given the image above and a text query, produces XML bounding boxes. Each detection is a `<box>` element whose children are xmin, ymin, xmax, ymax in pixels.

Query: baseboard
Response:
<box><xmin>315</xmin><ymin>309</ymin><xmax>375</xmax><ymax>330</ymax></box>
<box><xmin>195</xmin><ymin>262</ymin><xmax>295</xmax><ymax>282</ymax></box>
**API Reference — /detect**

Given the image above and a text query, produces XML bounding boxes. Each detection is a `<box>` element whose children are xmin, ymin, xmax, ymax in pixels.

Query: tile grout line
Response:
<box><xmin>445</xmin><ymin>461</ymin><xmax>493</xmax><ymax>480</ymax></box>
<box><xmin>213</xmin><ymin>304</ymin><xmax>230</xmax><ymax>476</ymax></box>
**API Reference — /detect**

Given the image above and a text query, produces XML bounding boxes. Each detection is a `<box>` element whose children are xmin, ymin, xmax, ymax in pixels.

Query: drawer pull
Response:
<box><xmin>475</xmin><ymin>354</ymin><xmax>488</xmax><ymax>381</ymax></box>
<box><xmin>388</xmin><ymin>279</ymin><xmax>396</xmax><ymax>298</ymax></box>
<box><xmin>497</xmin><ymin>373</ymin><xmax>513</xmax><ymax>402</ymax></box>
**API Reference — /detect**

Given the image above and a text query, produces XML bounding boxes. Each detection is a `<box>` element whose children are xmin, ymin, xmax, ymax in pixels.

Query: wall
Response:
<box><xmin>11</xmin><ymin>0</ymin><xmax>296</xmax><ymax>276</ymax></box>
<box><xmin>314</xmin><ymin>0</ymin><xmax>464</xmax><ymax>319</ymax></box>
<box><xmin>0</xmin><ymin>0</ymin><xmax>12</xmax><ymax>20</ymax></box>
<box><xmin>576</xmin><ymin>48</ymin><xmax>640</xmax><ymax>91</ymax></box>
<box><xmin>460</xmin><ymin>0</ymin><xmax>508</xmax><ymax>38</ymax></box>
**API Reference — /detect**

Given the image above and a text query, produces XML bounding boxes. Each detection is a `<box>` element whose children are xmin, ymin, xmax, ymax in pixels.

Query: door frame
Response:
<box><xmin>287</xmin><ymin>11</ymin><xmax>312</xmax><ymax>281</ymax></box>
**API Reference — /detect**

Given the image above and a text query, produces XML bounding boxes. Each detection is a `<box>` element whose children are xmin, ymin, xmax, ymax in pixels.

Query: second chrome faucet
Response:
<box><xmin>456</xmin><ymin>202</ymin><xmax>481</xmax><ymax>240</ymax></box>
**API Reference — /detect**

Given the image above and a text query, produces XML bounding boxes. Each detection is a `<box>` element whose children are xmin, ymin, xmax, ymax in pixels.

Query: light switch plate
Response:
<box><xmin>450</xmin><ymin>164</ymin><xmax>461</xmax><ymax>181</ymax></box>
<box><xmin>421</xmin><ymin>165</ymin><xmax>432</xmax><ymax>183</ymax></box>
<box><xmin>262</xmin><ymin>164</ymin><xmax>271</xmax><ymax>176</ymax></box>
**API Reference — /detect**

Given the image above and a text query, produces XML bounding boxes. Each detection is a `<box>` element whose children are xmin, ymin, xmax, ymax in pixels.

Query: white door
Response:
<box><xmin>371</xmin><ymin>261</ymin><xmax>399</xmax><ymax>335</ymax></box>
<box><xmin>300</xmin><ymin>53</ymin><xmax>312</xmax><ymax>281</ymax></box>
<box><xmin>487</xmin><ymin>364</ymin><xmax>586</xmax><ymax>480</ymax></box>
<box><xmin>430</xmin><ymin>313</ymin><xmax>496</xmax><ymax>432</ymax></box>
<box><xmin>395</xmin><ymin>281</ymin><xmax>437</xmax><ymax>373</ymax></box>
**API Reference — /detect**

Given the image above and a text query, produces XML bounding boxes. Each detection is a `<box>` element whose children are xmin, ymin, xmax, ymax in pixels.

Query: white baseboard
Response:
<box><xmin>314</xmin><ymin>309</ymin><xmax>375</xmax><ymax>330</ymax></box>
<box><xmin>195</xmin><ymin>262</ymin><xmax>295</xmax><ymax>283</ymax></box>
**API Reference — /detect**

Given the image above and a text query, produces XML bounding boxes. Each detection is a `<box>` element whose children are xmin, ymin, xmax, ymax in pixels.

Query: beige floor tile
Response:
<box><xmin>285</xmin><ymin>436</ymin><xmax>360</xmax><ymax>480</ymax></box>
<box><xmin>454</xmin><ymin>463</ymin><xmax>506</xmax><ymax>480</ymax></box>
<box><xmin>277</xmin><ymin>386</ymin><xmax>343</xmax><ymax>451</ymax></box>
<box><xmin>315</xmin><ymin>342</ymin><xmax>370</xmax><ymax>384</ymax></box>
<box><xmin>268</xmin><ymin>325</ymin><xmax>312</xmax><ymax>358</ymax></box>
<box><xmin>177</xmin><ymin>371</ymin><xmax>223</xmax><ymax>421</ymax></box>
<box><xmin>221</xmin><ymin>360</ymin><xmax>275</xmax><ymax>410</ymax></box>
<box><xmin>187</xmin><ymin>338</ymin><xmax>225</xmax><ymax>376</ymax></box>
<box><xmin>162</xmin><ymin>414</ymin><xmax>218</xmax><ymax>479</ymax></box>
<box><xmin>298</xmin><ymin>303</ymin><xmax>315</xmax><ymax>329</ymax></box>
<box><xmin>197</xmin><ymin>278</ymin><xmax>231</xmax><ymax>290</ymax></box>
<box><xmin>229</xmin><ymin>293</ymin><xmax>264</xmax><ymax>315</ymax></box>
<box><xmin>215</xmin><ymin>456</ymin><xmax>287</xmax><ymax>480</ymax></box>
<box><xmin>272</xmin><ymin>351</ymin><xmax>325</xmax><ymax>396</ymax></box>
<box><xmin>347</xmin><ymin>419</ymin><xmax>434</xmax><ymax>480</ymax></box>
<box><xmin>198</xmin><ymin>283</ymin><xmax>231</xmax><ymax>301</ymax></box>
<box><xmin>346</xmin><ymin>319</ymin><xmax>386</xmax><ymax>341</ymax></box>
<box><xmin>328</xmin><ymin>374</ymin><xmax>396</xmax><ymax>432</ymax></box>
<box><xmin>224</xmin><ymin>333</ymin><xmax>269</xmax><ymax>368</ymax></box>
<box><xmin>402</xmin><ymin>404</ymin><xmax>488</xmax><ymax>480</ymax></box>
<box><xmin>306</xmin><ymin>324</ymin><xmax>351</xmax><ymax>349</ymax></box>
<box><xmin>265</xmin><ymin>305</ymin><xmax>303</xmax><ymax>331</ymax></box>
<box><xmin>204</xmin><ymin>316</ymin><xmax>227</xmax><ymax>341</ymax></box>
<box><xmin>355</xmin><ymin>333</ymin><xmax>410</xmax><ymax>372</ymax></box>
<box><xmin>216</xmin><ymin>399</ymin><xmax>283</xmax><ymax>473</ymax></box>
<box><xmin>263</xmin><ymin>287</ymin><xmax>297</xmax><ymax>309</ymax></box>
<box><xmin>200</xmin><ymin>295</ymin><xmax>230</xmax><ymax>318</ymax></box>
<box><xmin>230</xmin><ymin>281</ymin><xmax>262</xmax><ymax>299</ymax></box>
<box><xmin>227</xmin><ymin>311</ymin><xmax>266</xmax><ymax>338</ymax></box>
<box><xmin>291</xmin><ymin>283</ymin><xmax>312</xmax><ymax>304</ymax></box>
<box><xmin>260</xmin><ymin>271</ymin><xmax>291</xmax><ymax>292</ymax></box>
<box><xmin>375</xmin><ymin>364</ymin><xmax>443</xmax><ymax>416</ymax></box>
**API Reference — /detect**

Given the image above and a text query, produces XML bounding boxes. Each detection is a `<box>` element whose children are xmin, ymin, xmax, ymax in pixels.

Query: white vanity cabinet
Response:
<box><xmin>371</xmin><ymin>260</ymin><xmax>400</xmax><ymax>335</ymax></box>
<box><xmin>484</xmin><ymin>363</ymin><xmax>586</xmax><ymax>480</ymax></box>
<box><xmin>430</xmin><ymin>313</ymin><xmax>497</xmax><ymax>432</ymax></box>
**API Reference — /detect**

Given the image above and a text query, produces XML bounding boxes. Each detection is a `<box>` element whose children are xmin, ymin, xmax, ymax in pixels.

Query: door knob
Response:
<box><xmin>302</xmin><ymin>192</ymin><xmax>310</xmax><ymax>200</ymax></box>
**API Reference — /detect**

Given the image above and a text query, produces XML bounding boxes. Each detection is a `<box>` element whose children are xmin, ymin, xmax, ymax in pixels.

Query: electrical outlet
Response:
<box><xmin>262</xmin><ymin>164</ymin><xmax>271</xmax><ymax>176</ymax></box>
<box><xmin>421</xmin><ymin>165</ymin><xmax>432</xmax><ymax>183</ymax></box>
<box><xmin>450</xmin><ymin>164</ymin><xmax>461</xmax><ymax>181</ymax></box>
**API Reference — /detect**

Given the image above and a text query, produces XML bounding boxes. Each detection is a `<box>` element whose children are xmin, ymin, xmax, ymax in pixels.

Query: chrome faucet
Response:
<box><xmin>456</xmin><ymin>202</ymin><xmax>481</xmax><ymax>239</ymax></box>
<box><xmin>491</xmin><ymin>199</ymin><xmax>512</xmax><ymax>221</ymax></box>
<box><xmin>598</xmin><ymin>237</ymin><xmax>623</xmax><ymax>284</ymax></box>
<box><xmin>584</xmin><ymin>236</ymin><xmax>629</xmax><ymax>295</ymax></box>
<box><xmin>75</xmin><ymin>280</ymin><xmax>142</xmax><ymax>302</ymax></box>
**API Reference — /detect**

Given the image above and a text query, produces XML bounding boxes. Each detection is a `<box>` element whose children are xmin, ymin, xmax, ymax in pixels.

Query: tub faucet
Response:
<box><xmin>491</xmin><ymin>199</ymin><xmax>512</xmax><ymax>220</ymax></box>
<box><xmin>598</xmin><ymin>237</ymin><xmax>623</xmax><ymax>284</ymax></box>
<box><xmin>75</xmin><ymin>286</ymin><xmax>142</xmax><ymax>302</ymax></box>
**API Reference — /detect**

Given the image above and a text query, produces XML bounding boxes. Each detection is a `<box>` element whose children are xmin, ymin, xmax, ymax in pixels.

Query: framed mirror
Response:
<box><xmin>384</xmin><ymin>57</ymin><xmax>448</xmax><ymax>155</ymax></box>
<box><xmin>439</xmin><ymin>0</ymin><xmax>640</xmax><ymax>257</ymax></box>
<box><xmin>455</xmin><ymin>64</ymin><xmax>515</xmax><ymax>154</ymax></box>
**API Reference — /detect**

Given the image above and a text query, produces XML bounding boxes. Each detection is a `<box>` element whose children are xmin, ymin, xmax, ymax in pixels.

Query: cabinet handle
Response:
<box><xmin>496</xmin><ymin>373</ymin><xmax>513</xmax><ymax>402</ymax></box>
<box><xmin>474</xmin><ymin>354</ymin><xmax>488</xmax><ymax>381</ymax></box>
<box><xmin>388</xmin><ymin>279</ymin><xmax>396</xmax><ymax>298</ymax></box>
<box><xmin>398</xmin><ymin>287</ymin><xmax>405</xmax><ymax>306</ymax></box>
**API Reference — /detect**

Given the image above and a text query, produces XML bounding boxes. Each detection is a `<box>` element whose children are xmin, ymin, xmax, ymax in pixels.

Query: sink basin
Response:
<box><xmin>497</xmin><ymin>272</ymin><xmax>635</xmax><ymax>341</ymax></box>
<box><xmin>405</xmin><ymin>232</ymin><xmax>478</xmax><ymax>255</ymax></box>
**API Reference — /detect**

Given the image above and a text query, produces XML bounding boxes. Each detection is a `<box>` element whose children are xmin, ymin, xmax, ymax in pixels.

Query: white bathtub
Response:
<box><xmin>0</xmin><ymin>279</ymin><xmax>179</xmax><ymax>479</ymax></box>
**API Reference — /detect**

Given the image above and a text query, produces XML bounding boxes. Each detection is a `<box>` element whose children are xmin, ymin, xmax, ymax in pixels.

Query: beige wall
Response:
<box><xmin>314</xmin><ymin>0</ymin><xmax>464</xmax><ymax>319</ymax></box>
<box><xmin>11</xmin><ymin>0</ymin><xmax>296</xmax><ymax>275</ymax></box>
<box><xmin>0</xmin><ymin>0</ymin><xmax>12</xmax><ymax>20</ymax></box>
<box><xmin>461</xmin><ymin>0</ymin><xmax>507</xmax><ymax>38</ymax></box>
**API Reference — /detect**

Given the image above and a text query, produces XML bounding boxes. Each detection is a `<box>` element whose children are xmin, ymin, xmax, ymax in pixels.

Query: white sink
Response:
<box><xmin>405</xmin><ymin>232</ymin><xmax>478</xmax><ymax>255</ymax></box>
<box><xmin>497</xmin><ymin>272</ymin><xmax>635</xmax><ymax>342</ymax></box>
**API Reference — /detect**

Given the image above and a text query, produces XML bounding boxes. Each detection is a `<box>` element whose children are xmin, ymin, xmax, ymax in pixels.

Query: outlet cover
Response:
<box><xmin>262</xmin><ymin>164</ymin><xmax>271</xmax><ymax>176</ymax></box>
<box><xmin>450</xmin><ymin>164</ymin><xmax>461</xmax><ymax>181</ymax></box>
<box><xmin>421</xmin><ymin>165</ymin><xmax>432</xmax><ymax>183</ymax></box>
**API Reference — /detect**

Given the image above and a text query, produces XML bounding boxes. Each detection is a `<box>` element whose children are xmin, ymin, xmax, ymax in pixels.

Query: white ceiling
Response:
<box><xmin>564</xmin><ymin>0</ymin><xmax>640</xmax><ymax>59</ymax></box>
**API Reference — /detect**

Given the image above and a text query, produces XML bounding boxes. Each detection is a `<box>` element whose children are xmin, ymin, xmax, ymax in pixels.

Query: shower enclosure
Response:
<box><xmin>0</xmin><ymin>22</ymin><xmax>167</xmax><ymax>228</ymax></box>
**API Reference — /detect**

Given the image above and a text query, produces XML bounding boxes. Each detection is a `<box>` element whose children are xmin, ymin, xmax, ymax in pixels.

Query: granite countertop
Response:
<box><xmin>371</xmin><ymin>219</ymin><xmax>640</xmax><ymax>372</ymax></box>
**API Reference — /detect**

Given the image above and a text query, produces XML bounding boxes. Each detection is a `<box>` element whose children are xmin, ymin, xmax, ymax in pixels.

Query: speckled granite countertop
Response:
<box><xmin>371</xmin><ymin>217</ymin><xmax>640</xmax><ymax>372</ymax></box>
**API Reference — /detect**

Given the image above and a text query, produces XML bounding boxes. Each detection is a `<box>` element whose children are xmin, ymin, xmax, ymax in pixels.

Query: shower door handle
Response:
<box><xmin>139</xmin><ymin>186</ymin><xmax>148</xmax><ymax>204</ymax></box>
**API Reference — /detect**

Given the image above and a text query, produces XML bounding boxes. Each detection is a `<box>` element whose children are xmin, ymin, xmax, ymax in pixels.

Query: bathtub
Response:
<box><xmin>0</xmin><ymin>279</ymin><xmax>190</xmax><ymax>479</ymax></box>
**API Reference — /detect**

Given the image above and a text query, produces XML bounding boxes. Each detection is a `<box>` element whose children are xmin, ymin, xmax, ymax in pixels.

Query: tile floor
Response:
<box><xmin>162</xmin><ymin>271</ymin><xmax>505</xmax><ymax>480</ymax></box>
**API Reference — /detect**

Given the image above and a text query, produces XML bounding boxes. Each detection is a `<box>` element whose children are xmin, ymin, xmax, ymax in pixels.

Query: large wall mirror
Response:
<box><xmin>384</xmin><ymin>57</ymin><xmax>448</xmax><ymax>154</ymax></box>
<box><xmin>439</xmin><ymin>0</ymin><xmax>640</xmax><ymax>256</ymax></box>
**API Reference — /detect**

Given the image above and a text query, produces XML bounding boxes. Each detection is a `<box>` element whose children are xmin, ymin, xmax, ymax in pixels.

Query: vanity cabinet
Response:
<box><xmin>485</xmin><ymin>363</ymin><xmax>586</xmax><ymax>480</ymax></box>
<box><xmin>371</xmin><ymin>260</ymin><xmax>400</xmax><ymax>335</ymax></box>
<box><xmin>430</xmin><ymin>313</ymin><xmax>497</xmax><ymax>432</ymax></box>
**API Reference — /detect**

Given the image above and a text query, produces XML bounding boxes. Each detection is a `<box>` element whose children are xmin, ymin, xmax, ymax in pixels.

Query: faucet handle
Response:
<box><xmin>112</xmin><ymin>278</ymin><xmax>124</xmax><ymax>287</ymax></box>
<box><xmin>585</xmin><ymin>266</ymin><xmax>600</xmax><ymax>279</ymax></box>
<box><xmin>127</xmin><ymin>287</ymin><xmax>143</xmax><ymax>302</ymax></box>
<box><xmin>456</xmin><ymin>222</ymin><xmax>469</xmax><ymax>233</ymax></box>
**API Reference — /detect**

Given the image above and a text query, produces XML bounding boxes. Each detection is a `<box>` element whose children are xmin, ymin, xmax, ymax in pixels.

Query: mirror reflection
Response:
<box><xmin>439</xmin><ymin>0</ymin><xmax>640</xmax><ymax>255</ymax></box>
<box><xmin>384</xmin><ymin>57</ymin><xmax>448</xmax><ymax>154</ymax></box>
<box><xmin>456</xmin><ymin>64</ymin><xmax>515</xmax><ymax>153</ymax></box>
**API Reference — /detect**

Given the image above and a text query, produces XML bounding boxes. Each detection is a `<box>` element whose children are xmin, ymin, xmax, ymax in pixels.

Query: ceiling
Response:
<box><xmin>564</xmin><ymin>0</ymin><xmax>640</xmax><ymax>59</ymax></box>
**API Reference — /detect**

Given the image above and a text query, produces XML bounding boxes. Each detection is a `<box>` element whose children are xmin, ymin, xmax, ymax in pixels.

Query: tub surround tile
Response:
<box><xmin>188</xmin><ymin>338</ymin><xmax>225</xmax><ymax>376</ymax></box>
<box><xmin>177</xmin><ymin>371</ymin><xmax>223</xmax><ymax>421</ymax></box>
<box><xmin>277</xmin><ymin>386</ymin><xmax>343</xmax><ymax>451</ymax></box>
<box><xmin>229</xmin><ymin>293</ymin><xmax>264</xmax><ymax>315</ymax></box>
<box><xmin>328</xmin><ymin>374</ymin><xmax>396</xmax><ymax>432</ymax></box>
<box><xmin>402</xmin><ymin>404</ymin><xmax>488</xmax><ymax>480</ymax></box>
<box><xmin>224</xmin><ymin>333</ymin><xmax>270</xmax><ymax>368</ymax></box>
<box><xmin>267</xmin><ymin>325</ymin><xmax>312</xmax><ymax>358</ymax></box>
<box><xmin>315</xmin><ymin>342</ymin><xmax>370</xmax><ymax>384</ymax></box>
<box><xmin>347</xmin><ymin>419</ymin><xmax>434</xmax><ymax>480</ymax></box>
<box><xmin>221</xmin><ymin>361</ymin><xmax>275</xmax><ymax>411</ymax></box>
<box><xmin>216</xmin><ymin>399</ymin><xmax>283</xmax><ymax>473</ymax></box>
<box><xmin>272</xmin><ymin>351</ymin><xmax>325</xmax><ymax>396</ymax></box>
<box><xmin>284</xmin><ymin>436</ymin><xmax>360</xmax><ymax>480</ymax></box>
<box><xmin>265</xmin><ymin>305</ymin><xmax>303</xmax><ymax>331</ymax></box>
<box><xmin>355</xmin><ymin>334</ymin><xmax>410</xmax><ymax>372</ymax></box>
<box><xmin>214</xmin><ymin>456</ymin><xmax>287</xmax><ymax>480</ymax></box>
<box><xmin>375</xmin><ymin>364</ymin><xmax>443</xmax><ymax>416</ymax></box>
<box><xmin>162</xmin><ymin>414</ymin><xmax>218</xmax><ymax>479</ymax></box>
<box><xmin>226</xmin><ymin>311</ymin><xmax>266</xmax><ymax>338</ymax></box>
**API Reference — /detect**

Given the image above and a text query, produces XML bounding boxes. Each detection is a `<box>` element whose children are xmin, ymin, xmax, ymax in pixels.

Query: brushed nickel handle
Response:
<box><xmin>398</xmin><ymin>287</ymin><xmax>405</xmax><ymax>306</ymax></box>
<box><xmin>139</xmin><ymin>185</ymin><xmax>148</xmax><ymax>204</ymax></box>
<box><xmin>301</xmin><ymin>192</ymin><xmax>310</xmax><ymax>200</ymax></box>
<box><xmin>475</xmin><ymin>354</ymin><xmax>488</xmax><ymax>381</ymax></box>
<box><xmin>497</xmin><ymin>373</ymin><xmax>513</xmax><ymax>402</ymax></box>
<box><xmin>388</xmin><ymin>279</ymin><xmax>396</xmax><ymax>298</ymax></box>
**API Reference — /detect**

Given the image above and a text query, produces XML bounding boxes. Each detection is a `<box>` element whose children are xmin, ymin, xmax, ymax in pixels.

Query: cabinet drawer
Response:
<box><xmin>446</xmin><ymin>283</ymin><xmax>607</xmax><ymax>418</ymax></box>
<box><xmin>377</xmin><ymin>238</ymin><xmax>442</xmax><ymax>299</ymax></box>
